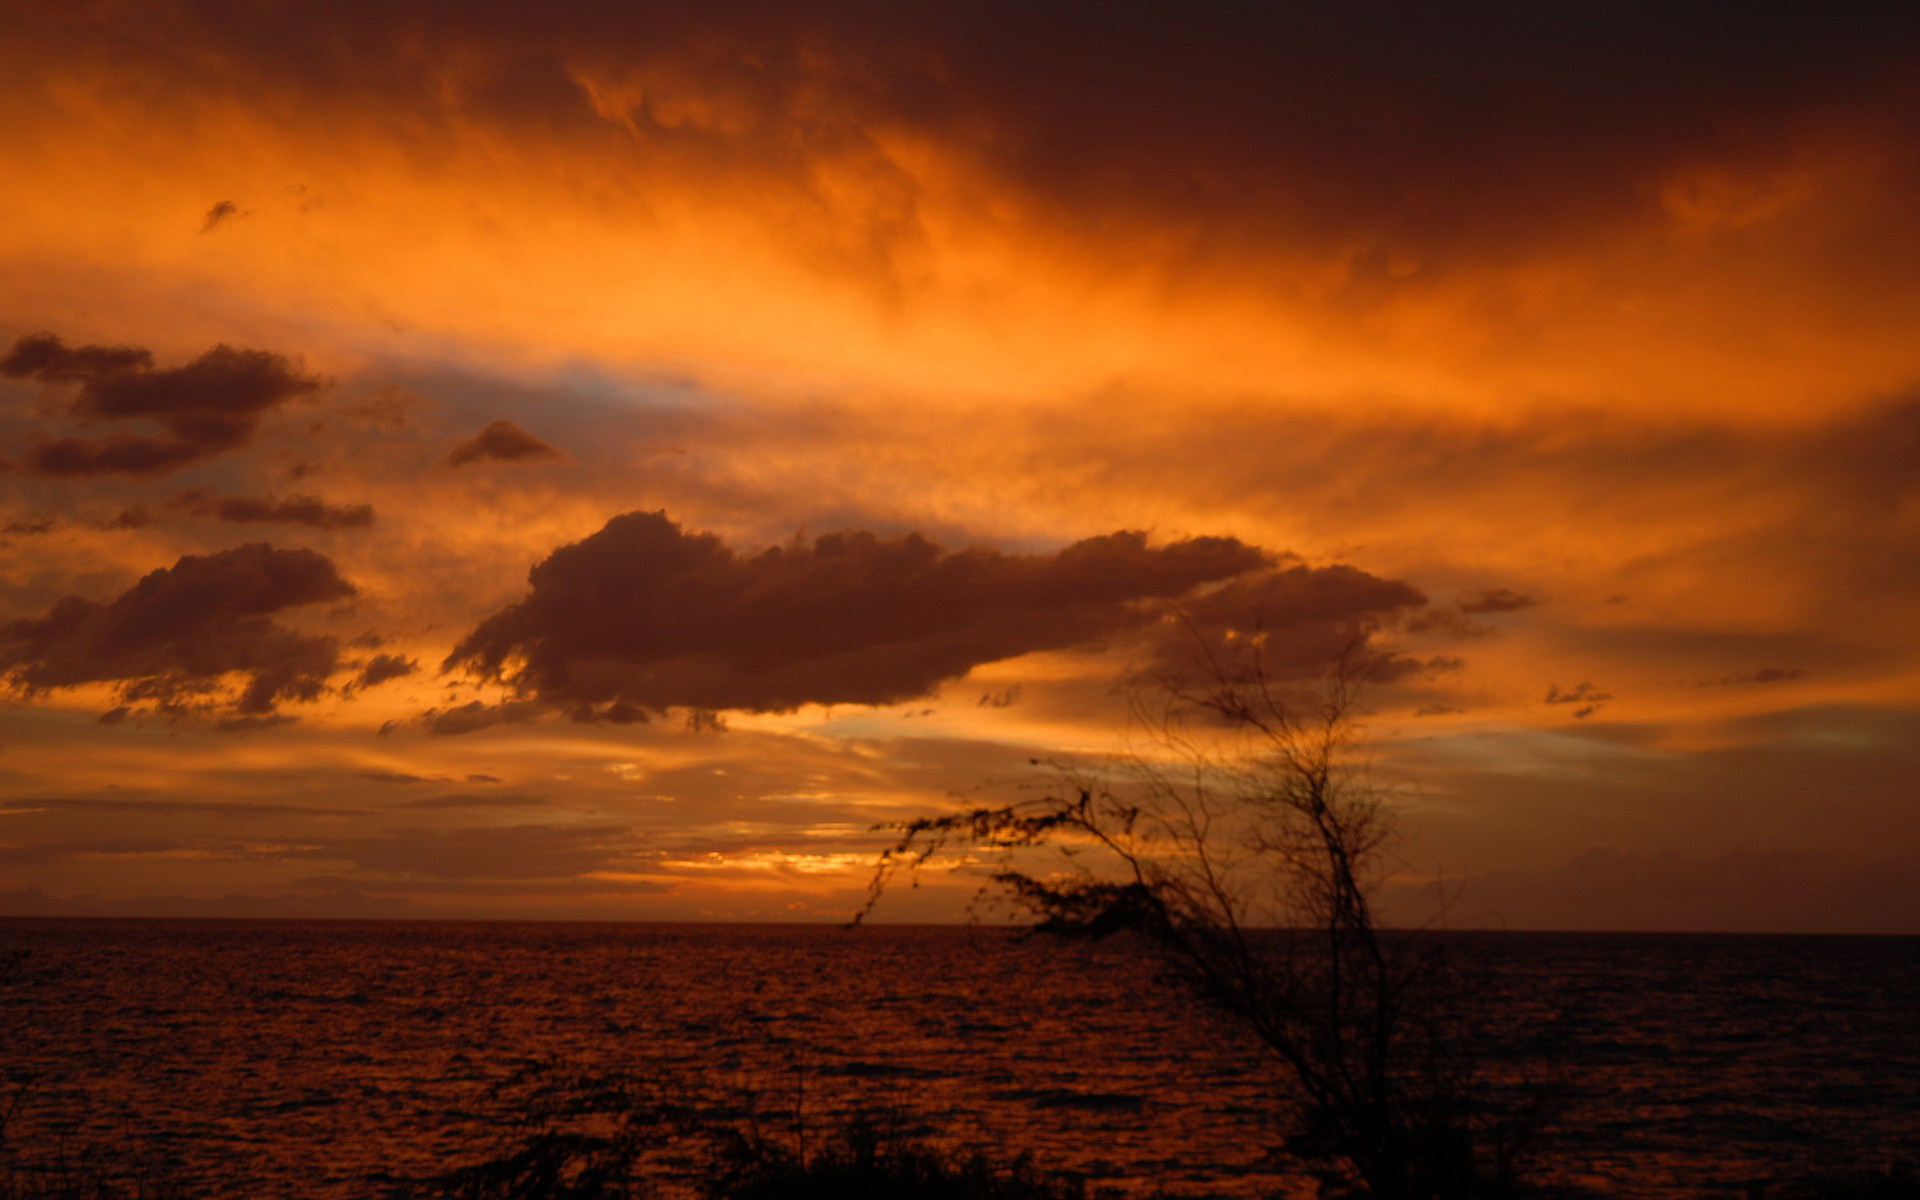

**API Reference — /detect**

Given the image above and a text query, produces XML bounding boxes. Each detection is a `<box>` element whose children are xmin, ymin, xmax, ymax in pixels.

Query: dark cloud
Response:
<box><xmin>354</xmin><ymin>652</ymin><xmax>417</xmax><ymax>688</ymax></box>
<box><xmin>420</xmin><ymin>698</ymin><xmax>549</xmax><ymax>736</ymax></box>
<box><xmin>1710</xmin><ymin>667</ymin><xmax>1808</xmax><ymax>686</ymax></box>
<box><xmin>1134</xmin><ymin>563</ymin><xmax>1429</xmax><ymax>687</ymax></box>
<box><xmin>397</xmin><ymin>792</ymin><xmax>545</xmax><ymax>810</ymax></box>
<box><xmin>27</xmin><ymin>1</ymin><xmax>1918</xmax><ymax>273</ymax></box>
<box><xmin>1</xmin><ymin>333</ymin><xmax>322</xmax><ymax>477</ymax></box>
<box><xmin>1545</xmin><ymin>682</ymin><xmax>1611</xmax><ymax>707</ymax></box>
<box><xmin>1459</xmin><ymin>588</ymin><xmax>1537</xmax><ymax>614</ymax></box>
<box><xmin>362</xmin><ymin>770</ymin><xmax>433</xmax><ymax>784</ymax></box>
<box><xmin>170</xmin><ymin>488</ymin><xmax>375</xmax><ymax>529</ymax></box>
<box><xmin>444</xmin><ymin>419</ymin><xmax>561</xmax><ymax>466</ymax></box>
<box><xmin>0</xmin><ymin>543</ymin><xmax>354</xmax><ymax>719</ymax></box>
<box><xmin>201</xmin><ymin>199</ymin><xmax>239</xmax><ymax>232</ymax></box>
<box><xmin>446</xmin><ymin>510</ymin><xmax>1271</xmax><ymax>719</ymax></box>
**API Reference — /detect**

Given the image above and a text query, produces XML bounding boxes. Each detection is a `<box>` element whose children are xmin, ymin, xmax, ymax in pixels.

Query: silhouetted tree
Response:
<box><xmin>863</xmin><ymin>646</ymin><xmax>1535</xmax><ymax>1200</ymax></box>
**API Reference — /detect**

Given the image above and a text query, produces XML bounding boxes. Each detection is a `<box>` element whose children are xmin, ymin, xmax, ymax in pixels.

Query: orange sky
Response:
<box><xmin>3</xmin><ymin>0</ymin><xmax>1918</xmax><ymax>931</ymax></box>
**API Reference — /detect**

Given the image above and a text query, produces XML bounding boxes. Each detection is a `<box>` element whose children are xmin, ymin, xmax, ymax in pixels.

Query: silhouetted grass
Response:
<box><xmin>699</xmin><ymin>1111</ymin><xmax>1117</xmax><ymax>1200</ymax></box>
<box><xmin>403</xmin><ymin>1069</ymin><xmax>1121</xmax><ymax>1200</ymax></box>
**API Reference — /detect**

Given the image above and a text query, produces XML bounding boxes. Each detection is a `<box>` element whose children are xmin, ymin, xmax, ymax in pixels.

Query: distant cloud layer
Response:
<box><xmin>0</xmin><ymin>543</ymin><xmax>353</xmax><ymax>719</ymax></box>
<box><xmin>447</xmin><ymin>510</ymin><xmax>1285</xmax><ymax>719</ymax></box>
<box><xmin>1</xmin><ymin>333</ymin><xmax>320</xmax><ymax>476</ymax></box>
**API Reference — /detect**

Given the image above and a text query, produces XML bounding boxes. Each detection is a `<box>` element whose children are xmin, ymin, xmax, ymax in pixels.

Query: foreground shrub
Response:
<box><xmin>701</xmin><ymin>1112</ymin><xmax>1113</xmax><ymax>1200</ymax></box>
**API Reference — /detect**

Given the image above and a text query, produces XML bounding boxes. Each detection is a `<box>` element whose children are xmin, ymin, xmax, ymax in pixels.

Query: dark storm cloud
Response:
<box><xmin>0</xmin><ymin>543</ymin><xmax>354</xmax><ymax>718</ymax></box>
<box><xmin>446</xmin><ymin>510</ymin><xmax>1273</xmax><ymax>719</ymax></box>
<box><xmin>443</xmin><ymin>419</ymin><xmax>561</xmax><ymax>466</ymax></box>
<box><xmin>29</xmin><ymin>1</ymin><xmax>1920</xmax><ymax>267</ymax></box>
<box><xmin>1</xmin><ymin>333</ymin><xmax>322</xmax><ymax>477</ymax></box>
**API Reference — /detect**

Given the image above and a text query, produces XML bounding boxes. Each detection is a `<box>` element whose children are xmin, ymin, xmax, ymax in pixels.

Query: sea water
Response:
<box><xmin>2</xmin><ymin>920</ymin><xmax>1916</xmax><ymax>1198</ymax></box>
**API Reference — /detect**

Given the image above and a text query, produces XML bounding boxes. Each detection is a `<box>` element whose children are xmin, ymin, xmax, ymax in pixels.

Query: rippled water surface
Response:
<box><xmin>2</xmin><ymin>921</ymin><xmax>1916</xmax><ymax>1198</ymax></box>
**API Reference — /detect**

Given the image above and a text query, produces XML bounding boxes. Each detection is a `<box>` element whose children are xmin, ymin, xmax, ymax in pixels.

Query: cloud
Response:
<box><xmin>1544</xmin><ymin>681</ymin><xmax>1611</xmax><ymax>718</ymax></box>
<box><xmin>1134</xmin><ymin>563</ymin><xmax>1429</xmax><ymax>686</ymax></box>
<box><xmin>354</xmin><ymin>652</ymin><xmax>417</xmax><ymax>688</ymax></box>
<box><xmin>361</xmin><ymin>770</ymin><xmax>433</xmax><ymax>784</ymax></box>
<box><xmin>447</xmin><ymin>510</ymin><xmax>1272</xmax><ymax>719</ymax></box>
<box><xmin>396</xmin><ymin>792</ymin><xmax>545</xmax><ymax>810</ymax></box>
<box><xmin>0</xmin><ymin>543</ymin><xmax>354</xmax><ymax>719</ymax></box>
<box><xmin>444</xmin><ymin>419</ymin><xmax>561</xmax><ymax>466</ymax></box>
<box><xmin>1459</xmin><ymin>588</ymin><xmax>1537</xmax><ymax>614</ymax></box>
<box><xmin>306</xmin><ymin>823</ymin><xmax>639</xmax><ymax>880</ymax></box>
<box><xmin>0</xmin><ymin>837</ymin><xmax>178</xmax><ymax>865</ymax></box>
<box><xmin>1544</xmin><ymin>682</ymin><xmax>1611</xmax><ymax>706</ymax></box>
<box><xmin>37</xmin><ymin>1</ymin><xmax>1916</xmax><ymax>269</ymax></box>
<box><xmin>1</xmin><ymin>333</ymin><xmax>321</xmax><ymax>476</ymax></box>
<box><xmin>419</xmin><ymin>698</ymin><xmax>549</xmax><ymax>736</ymax></box>
<box><xmin>1404</xmin><ymin>846</ymin><xmax>1920</xmax><ymax>935</ymax></box>
<box><xmin>19</xmin><ymin>795</ymin><xmax>360</xmax><ymax>818</ymax></box>
<box><xmin>1707</xmin><ymin>666</ymin><xmax>1808</xmax><ymax>686</ymax></box>
<box><xmin>201</xmin><ymin>199</ymin><xmax>239</xmax><ymax>232</ymax></box>
<box><xmin>169</xmin><ymin>488</ymin><xmax>375</xmax><ymax>529</ymax></box>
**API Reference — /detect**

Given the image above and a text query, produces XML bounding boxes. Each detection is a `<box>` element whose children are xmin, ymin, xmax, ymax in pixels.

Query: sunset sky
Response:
<box><xmin>3</xmin><ymin>0</ymin><xmax>1917</xmax><ymax>931</ymax></box>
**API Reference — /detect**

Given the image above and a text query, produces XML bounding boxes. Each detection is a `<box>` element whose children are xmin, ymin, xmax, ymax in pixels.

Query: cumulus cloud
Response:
<box><xmin>446</xmin><ymin>510</ymin><xmax>1272</xmax><ymax>719</ymax></box>
<box><xmin>1133</xmin><ymin>563</ymin><xmax>1429</xmax><ymax>686</ymax></box>
<box><xmin>444</xmin><ymin>419</ymin><xmax>561</xmax><ymax>466</ymax></box>
<box><xmin>0</xmin><ymin>333</ymin><xmax>321</xmax><ymax>476</ymax></box>
<box><xmin>0</xmin><ymin>543</ymin><xmax>354</xmax><ymax>719</ymax></box>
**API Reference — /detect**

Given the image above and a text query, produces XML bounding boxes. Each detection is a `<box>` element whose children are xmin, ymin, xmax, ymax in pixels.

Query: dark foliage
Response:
<box><xmin>864</xmin><ymin>646</ymin><xmax>1545</xmax><ymax>1200</ymax></box>
<box><xmin>702</xmin><ymin>1112</ymin><xmax>1112</xmax><ymax>1200</ymax></box>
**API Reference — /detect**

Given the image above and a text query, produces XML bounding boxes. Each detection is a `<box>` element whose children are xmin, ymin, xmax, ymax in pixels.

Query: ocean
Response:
<box><xmin>2</xmin><ymin>920</ymin><xmax>1916</xmax><ymax>1198</ymax></box>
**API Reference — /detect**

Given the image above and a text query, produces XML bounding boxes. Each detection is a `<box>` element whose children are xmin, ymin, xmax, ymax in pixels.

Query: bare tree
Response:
<box><xmin>862</xmin><ymin>645</ymin><xmax>1534</xmax><ymax>1200</ymax></box>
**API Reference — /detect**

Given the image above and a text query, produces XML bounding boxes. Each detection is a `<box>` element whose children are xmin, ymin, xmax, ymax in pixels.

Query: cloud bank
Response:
<box><xmin>2</xmin><ymin>333</ymin><xmax>321</xmax><ymax>476</ymax></box>
<box><xmin>447</xmin><ymin>510</ymin><xmax>1286</xmax><ymax>719</ymax></box>
<box><xmin>0</xmin><ymin>543</ymin><xmax>354</xmax><ymax>719</ymax></box>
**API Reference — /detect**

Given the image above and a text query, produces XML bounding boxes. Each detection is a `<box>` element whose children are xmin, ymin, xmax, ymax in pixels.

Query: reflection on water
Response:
<box><xmin>1</xmin><ymin>921</ymin><xmax>1916</xmax><ymax>1198</ymax></box>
